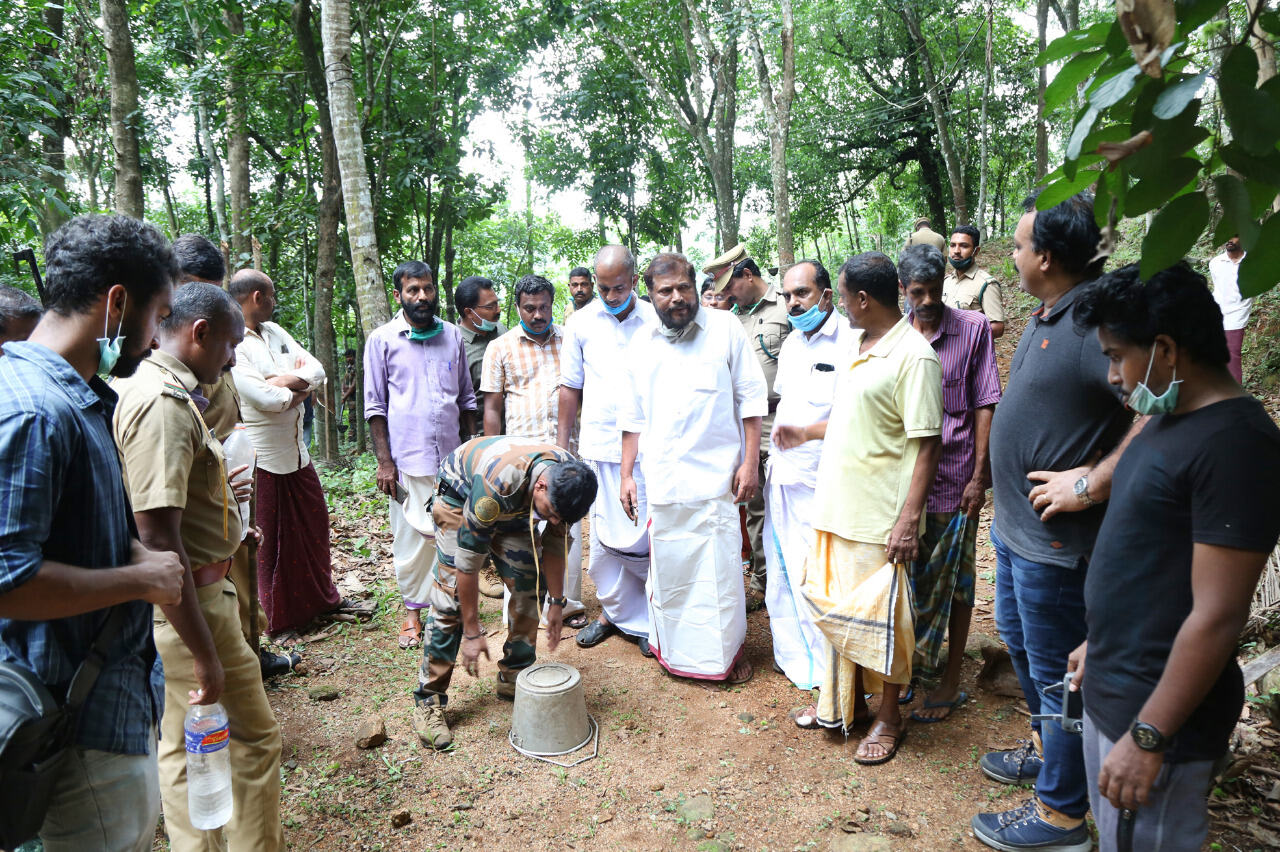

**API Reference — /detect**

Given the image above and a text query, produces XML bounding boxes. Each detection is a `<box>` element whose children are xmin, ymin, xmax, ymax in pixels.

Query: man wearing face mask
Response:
<box><xmin>897</xmin><ymin>245</ymin><xmax>1001</xmax><ymax>726</ymax></box>
<box><xmin>758</xmin><ymin>259</ymin><xmax>851</xmax><ymax>692</ymax></box>
<box><xmin>456</xmin><ymin>276</ymin><xmax>507</xmax><ymax>441</ymax></box>
<box><xmin>365</xmin><ymin>261</ymin><xmax>477</xmax><ymax>650</ymax></box>
<box><xmin>974</xmin><ymin>193</ymin><xmax>1144</xmax><ymax>852</ymax></box>
<box><xmin>0</xmin><ymin>216</ymin><xmax>185</xmax><ymax>852</ymax></box>
<box><xmin>943</xmin><ymin>225</ymin><xmax>1005</xmax><ymax>339</ymax></box>
<box><xmin>1208</xmin><ymin>235</ymin><xmax>1250</xmax><ymax>383</ymax></box>
<box><xmin>1069</xmin><ymin>262</ymin><xmax>1280</xmax><ymax>852</ymax></box>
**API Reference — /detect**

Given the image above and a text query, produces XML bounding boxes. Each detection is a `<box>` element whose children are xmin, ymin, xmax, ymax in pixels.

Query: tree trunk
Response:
<box><xmin>321</xmin><ymin>0</ymin><xmax>391</xmax><ymax>335</ymax></box>
<box><xmin>296</xmin><ymin>0</ymin><xmax>343</xmax><ymax>461</ymax></box>
<box><xmin>99</xmin><ymin>0</ymin><xmax>144</xmax><ymax>218</ymax></box>
<box><xmin>1246</xmin><ymin>0</ymin><xmax>1277</xmax><ymax>84</ymax></box>
<box><xmin>899</xmin><ymin>3</ymin><xmax>968</xmax><ymax>224</ymax></box>
<box><xmin>224</xmin><ymin>5</ymin><xmax>251</xmax><ymax>267</ymax></box>
<box><xmin>976</xmin><ymin>0</ymin><xmax>993</xmax><ymax>237</ymax></box>
<box><xmin>195</xmin><ymin>103</ymin><xmax>230</xmax><ymax>246</ymax></box>
<box><xmin>749</xmin><ymin>0</ymin><xmax>796</xmax><ymax>267</ymax></box>
<box><xmin>1035</xmin><ymin>0</ymin><xmax>1050</xmax><ymax>181</ymax></box>
<box><xmin>38</xmin><ymin>3</ymin><xmax>69</xmax><ymax>235</ymax></box>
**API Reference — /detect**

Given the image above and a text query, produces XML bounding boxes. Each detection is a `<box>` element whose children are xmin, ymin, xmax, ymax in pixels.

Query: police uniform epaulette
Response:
<box><xmin>161</xmin><ymin>381</ymin><xmax>191</xmax><ymax>401</ymax></box>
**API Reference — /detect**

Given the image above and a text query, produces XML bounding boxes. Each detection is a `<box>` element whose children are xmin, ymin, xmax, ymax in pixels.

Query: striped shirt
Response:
<box><xmin>916</xmin><ymin>307</ymin><xmax>1002</xmax><ymax>513</ymax></box>
<box><xmin>481</xmin><ymin>324</ymin><xmax>572</xmax><ymax>450</ymax></box>
<box><xmin>0</xmin><ymin>341</ymin><xmax>162</xmax><ymax>754</ymax></box>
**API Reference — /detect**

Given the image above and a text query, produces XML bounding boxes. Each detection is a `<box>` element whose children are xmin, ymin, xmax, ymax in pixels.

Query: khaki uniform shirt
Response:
<box><xmin>907</xmin><ymin>227</ymin><xmax>947</xmax><ymax>253</ymax></box>
<box><xmin>113</xmin><ymin>351</ymin><xmax>243</xmax><ymax>565</ymax></box>
<box><xmin>735</xmin><ymin>284</ymin><xmax>792</xmax><ymax>442</ymax></box>
<box><xmin>200</xmin><ymin>371</ymin><xmax>242</xmax><ymax>442</ymax></box>
<box><xmin>943</xmin><ymin>267</ymin><xmax>1006</xmax><ymax>323</ymax></box>
<box><xmin>460</xmin><ymin>321</ymin><xmax>507</xmax><ymax>418</ymax></box>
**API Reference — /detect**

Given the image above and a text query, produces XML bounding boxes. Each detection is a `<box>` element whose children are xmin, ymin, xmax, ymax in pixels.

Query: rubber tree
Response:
<box><xmin>99</xmin><ymin>0</ymin><xmax>144</xmax><ymax>218</ymax></box>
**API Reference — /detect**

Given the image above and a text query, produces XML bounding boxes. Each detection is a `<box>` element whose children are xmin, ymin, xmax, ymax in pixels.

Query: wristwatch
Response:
<box><xmin>546</xmin><ymin>595</ymin><xmax>568</xmax><ymax>608</ymax></box>
<box><xmin>1129</xmin><ymin>719</ymin><xmax>1167</xmax><ymax>752</ymax></box>
<box><xmin>1073</xmin><ymin>475</ymin><xmax>1096</xmax><ymax>507</ymax></box>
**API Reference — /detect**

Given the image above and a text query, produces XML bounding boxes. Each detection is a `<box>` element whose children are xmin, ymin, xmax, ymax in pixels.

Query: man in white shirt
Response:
<box><xmin>559</xmin><ymin>245</ymin><xmax>659</xmax><ymax>654</ymax></box>
<box><xmin>1209</xmin><ymin>236</ymin><xmax>1250</xmax><ymax>383</ymax></box>
<box><xmin>763</xmin><ymin>260</ymin><xmax>851</xmax><ymax>690</ymax></box>
<box><xmin>230</xmin><ymin>270</ymin><xmax>361</xmax><ymax>635</ymax></box>
<box><xmin>620</xmin><ymin>253</ymin><xmax>768</xmax><ymax>683</ymax></box>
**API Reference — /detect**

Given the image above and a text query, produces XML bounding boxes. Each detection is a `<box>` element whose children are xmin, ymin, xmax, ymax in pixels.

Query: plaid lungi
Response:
<box><xmin>910</xmin><ymin>511</ymin><xmax>977</xmax><ymax>676</ymax></box>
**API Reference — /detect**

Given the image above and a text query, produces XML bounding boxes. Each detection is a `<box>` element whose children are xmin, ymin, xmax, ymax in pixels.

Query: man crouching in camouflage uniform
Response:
<box><xmin>411</xmin><ymin>436</ymin><xmax>597</xmax><ymax>748</ymax></box>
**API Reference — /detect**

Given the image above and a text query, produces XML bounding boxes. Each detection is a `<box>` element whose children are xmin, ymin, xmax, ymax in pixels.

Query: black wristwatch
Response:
<box><xmin>1129</xmin><ymin>719</ymin><xmax>1167</xmax><ymax>752</ymax></box>
<box><xmin>546</xmin><ymin>595</ymin><xmax>568</xmax><ymax>608</ymax></box>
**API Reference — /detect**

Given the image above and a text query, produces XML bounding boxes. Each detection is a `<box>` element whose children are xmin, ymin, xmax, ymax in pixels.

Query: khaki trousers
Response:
<box><xmin>154</xmin><ymin>579</ymin><xmax>284</xmax><ymax>852</ymax></box>
<box><xmin>227</xmin><ymin>540</ymin><xmax>268</xmax><ymax>649</ymax></box>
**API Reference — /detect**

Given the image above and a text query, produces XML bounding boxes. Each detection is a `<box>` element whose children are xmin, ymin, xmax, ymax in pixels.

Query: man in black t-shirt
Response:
<box><xmin>1069</xmin><ymin>262</ymin><xmax>1280</xmax><ymax>852</ymax></box>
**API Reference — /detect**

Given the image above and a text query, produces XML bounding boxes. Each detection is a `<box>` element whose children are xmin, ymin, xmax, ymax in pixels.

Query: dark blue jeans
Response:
<box><xmin>991</xmin><ymin>525</ymin><xmax>1089</xmax><ymax>818</ymax></box>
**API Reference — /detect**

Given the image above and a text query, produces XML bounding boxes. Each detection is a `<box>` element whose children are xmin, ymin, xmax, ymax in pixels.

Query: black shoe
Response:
<box><xmin>575</xmin><ymin>619</ymin><xmax>619</xmax><ymax>648</ymax></box>
<box><xmin>260</xmin><ymin>649</ymin><xmax>299</xmax><ymax>679</ymax></box>
<box><xmin>637</xmin><ymin>636</ymin><xmax>655</xmax><ymax>658</ymax></box>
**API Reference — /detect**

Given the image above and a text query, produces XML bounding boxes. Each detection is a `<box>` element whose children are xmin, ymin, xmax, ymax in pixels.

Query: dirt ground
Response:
<box><xmin>239</xmin><ymin>266</ymin><xmax>1280</xmax><ymax>852</ymax></box>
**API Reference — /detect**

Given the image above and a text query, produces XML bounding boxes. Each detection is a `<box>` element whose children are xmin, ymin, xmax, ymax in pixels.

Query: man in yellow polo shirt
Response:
<box><xmin>113</xmin><ymin>283</ymin><xmax>285</xmax><ymax>851</ymax></box>
<box><xmin>774</xmin><ymin>251</ymin><xmax>941</xmax><ymax>767</ymax></box>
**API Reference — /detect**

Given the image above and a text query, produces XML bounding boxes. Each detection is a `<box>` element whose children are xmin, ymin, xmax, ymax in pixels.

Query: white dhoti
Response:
<box><xmin>647</xmin><ymin>494</ymin><xmax>745</xmax><ymax>679</ymax></box>
<box><xmin>390</xmin><ymin>472</ymin><xmax>437</xmax><ymax>609</ymax></box>
<box><xmin>763</xmin><ymin>473</ymin><xmax>828</xmax><ymax>690</ymax></box>
<box><xmin>586</xmin><ymin>459</ymin><xmax>651</xmax><ymax>638</ymax></box>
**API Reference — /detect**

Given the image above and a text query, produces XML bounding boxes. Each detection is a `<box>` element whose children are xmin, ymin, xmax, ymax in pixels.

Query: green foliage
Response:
<box><xmin>1044</xmin><ymin>2</ymin><xmax>1280</xmax><ymax>291</ymax></box>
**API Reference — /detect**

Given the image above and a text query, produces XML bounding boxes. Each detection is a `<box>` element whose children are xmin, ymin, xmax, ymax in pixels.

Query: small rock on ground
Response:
<box><xmin>678</xmin><ymin>793</ymin><xmax>714</xmax><ymax>822</ymax></box>
<box><xmin>829</xmin><ymin>835</ymin><xmax>892</xmax><ymax>852</ymax></box>
<box><xmin>390</xmin><ymin>810</ymin><xmax>411</xmax><ymax>828</ymax></box>
<box><xmin>307</xmin><ymin>684</ymin><xmax>340</xmax><ymax>701</ymax></box>
<box><xmin>355</xmin><ymin>715</ymin><xmax>387</xmax><ymax>749</ymax></box>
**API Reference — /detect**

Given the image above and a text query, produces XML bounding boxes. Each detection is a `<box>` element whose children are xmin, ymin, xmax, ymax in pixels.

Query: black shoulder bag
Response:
<box><xmin>0</xmin><ymin>606</ymin><xmax>129</xmax><ymax>848</ymax></box>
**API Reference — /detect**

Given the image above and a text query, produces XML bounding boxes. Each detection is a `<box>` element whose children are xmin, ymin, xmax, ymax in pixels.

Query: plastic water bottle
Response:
<box><xmin>185</xmin><ymin>702</ymin><xmax>233</xmax><ymax>829</ymax></box>
<box><xmin>222</xmin><ymin>423</ymin><xmax>256</xmax><ymax>531</ymax></box>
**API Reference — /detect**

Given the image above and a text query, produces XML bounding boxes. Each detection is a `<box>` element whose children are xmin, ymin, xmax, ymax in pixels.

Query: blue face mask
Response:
<box><xmin>520</xmin><ymin>318</ymin><xmax>550</xmax><ymax>336</ymax></box>
<box><xmin>469</xmin><ymin>310</ymin><xmax>498</xmax><ymax>333</ymax></box>
<box><xmin>97</xmin><ymin>291</ymin><xmax>127</xmax><ymax>375</ymax></box>
<box><xmin>1126</xmin><ymin>346</ymin><xmax>1181</xmax><ymax>415</ymax></box>
<box><xmin>603</xmin><ymin>292</ymin><xmax>634</xmax><ymax>316</ymax></box>
<box><xmin>787</xmin><ymin>300</ymin><xmax>831</xmax><ymax>333</ymax></box>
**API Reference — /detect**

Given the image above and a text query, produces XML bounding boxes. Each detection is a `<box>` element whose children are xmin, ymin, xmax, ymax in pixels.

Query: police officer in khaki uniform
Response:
<box><xmin>906</xmin><ymin>216</ymin><xmax>947</xmax><ymax>253</ymax></box>
<box><xmin>705</xmin><ymin>244</ymin><xmax>791</xmax><ymax>602</ymax></box>
<box><xmin>942</xmin><ymin>224</ymin><xmax>1006</xmax><ymax>339</ymax></box>
<box><xmin>113</xmin><ymin>283</ymin><xmax>285</xmax><ymax>852</ymax></box>
<box><xmin>411</xmin><ymin>436</ymin><xmax>598</xmax><ymax>749</ymax></box>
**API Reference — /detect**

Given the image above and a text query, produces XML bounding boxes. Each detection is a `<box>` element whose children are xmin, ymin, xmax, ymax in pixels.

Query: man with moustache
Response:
<box><xmin>621</xmin><ymin>253</ymin><xmax>768</xmax><ymax>683</ymax></box>
<box><xmin>113</xmin><ymin>283</ymin><xmax>284</xmax><ymax>851</ymax></box>
<box><xmin>897</xmin><ymin>245</ymin><xmax>1000</xmax><ymax>725</ymax></box>
<box><xmin>560</xmin><ymin>246</ymin><xmax>659</xmax><ymax>655</ymax></box>
<box><xmin>563</xmin><ymin>266</ymin><xmax>596</xmax><ymax>323</ymax></box>
<box><xmin>760</xmin><ymin>259</ymin><xmax>852</xmax><ymax>692</ymax></box>
<box><xmin>0</xmin><ymin>214</ymin><xmax>184</xmax><ymax>851</ymax></box>
<box><xmin>365</xmin><ymin>261</ymin><xmax>476</xmax><ymax>649</ymax></box>
<box><xmin>1208</xmin><ymin>235</ymin><xmax>1250</xmax><ymax>383</ymax></box>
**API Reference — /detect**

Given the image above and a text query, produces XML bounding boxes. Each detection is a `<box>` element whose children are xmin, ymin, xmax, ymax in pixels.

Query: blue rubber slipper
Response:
<box><xmin>908</xmin><ymin>690</ymin><xmax>968</xmax><ymax>723</ymax></box>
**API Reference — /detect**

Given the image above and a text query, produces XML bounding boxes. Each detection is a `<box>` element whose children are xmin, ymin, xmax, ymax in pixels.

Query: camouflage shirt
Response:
<box><xmin>437</xmin><ymin>435</ymin><xmax>574</xmax><ymax>556</ymax></box>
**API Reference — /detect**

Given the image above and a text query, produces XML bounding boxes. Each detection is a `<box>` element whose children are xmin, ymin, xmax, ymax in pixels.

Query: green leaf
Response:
<box><xmin>1046</xmin><ymin>51</ymin><xmax>1106</xmax><ymax>111</ymax></box>
<box><xmin>1212</xmin><ymin>174</ymin><xmax>1260</xmax><ymax>249</ymax></box>
<box><xmin>1124</xmin><ymin>157</ymin><xmax>1202</xmax><ymax>216</ymax></box>
<box><xmin>1140</xmin><ymin>191</ymin><xmax>1209</xmax><ymax>281</ymax></box>
<box><xmin>1219</xmin><ymin>46</ymin><xmax>1280</xmax><ymax>155</ymax></box>
<box><xmin>1259</xmin><ymin>10</ymin><xmax>1280</xmax><ymax>35</ymax></box>
<box><xmin>1089</xmin><ymin>64</ymin><xmax>1143</xmax><ymax>110</ymax></box>
<box><xmin>1128</xmin><ymin>107</ymin><xmax>1208</xmax><ymax>179</ymax></box>
<box><xmin>1221</xmin><ymin>142</ymin><xmax>1280</xmax><ymax>187</ymax></box>
<box><xmin>1038</xmin><ymin>167</ymin><xmax>1102</xmax><ymax>211</ymax></box>
<box><xmin>1178</xmin><ymin>0</ymin><xmax>1229</xmax><ymax>36</ymax></box>
<box><xmin>1237</xmin><ymin>213</ymin><xmax>1280</xmax><ymax>297</ymax></box>
<box><xmin>1153</xmin><ymin>71</ymin><xmax>1207</xmax><ymax>119</ymax></box>
<box><xmin>1037</xmin><ymin>22</ymin><xmax>1112</xmax><ymax>65</ymax></box>
<box><xmin>1066</xmin><ymin>106</ymin><xmax>1100</xmax><ymax>161</ymax></box>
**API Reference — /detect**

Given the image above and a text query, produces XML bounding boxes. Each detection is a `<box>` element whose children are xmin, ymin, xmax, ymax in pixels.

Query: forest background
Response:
<box><xmin>3</xmin><ymin>0</ymin><xmax>1280</xmax><ymax>461</ymax></box>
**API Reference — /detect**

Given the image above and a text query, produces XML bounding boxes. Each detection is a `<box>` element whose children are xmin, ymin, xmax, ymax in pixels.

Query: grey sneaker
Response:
<box><xmin>412</xmin><ymin>703</ymin><xmax>452</xmax><ymax>750</ymax></box>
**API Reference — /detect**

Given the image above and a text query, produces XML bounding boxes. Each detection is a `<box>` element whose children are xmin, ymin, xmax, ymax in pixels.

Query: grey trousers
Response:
<box><xmin>1083</xmin><ymin>713</ymin><xmax>1217</xmax><ymax>852</ymax></box>
<box><xmin>40</xmin><ymin>728</ymin><xmax>161</xmax><ymax>852</ymax></box>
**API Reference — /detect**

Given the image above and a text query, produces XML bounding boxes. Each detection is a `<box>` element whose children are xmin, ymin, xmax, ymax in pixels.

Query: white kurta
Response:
<box><xmin>560</xmin><ymin>297</ymin><xmax>658</xmax><ymax>635</ymax></box>
<box><xmin>764</xmin><ymin>313</ymin><xmax>852</xmax><ymax>688</ymax></box>
<box><xmin>622</xmin><ymin>307</ymin><xmax>768</xmax><ymax>677</ymax></box>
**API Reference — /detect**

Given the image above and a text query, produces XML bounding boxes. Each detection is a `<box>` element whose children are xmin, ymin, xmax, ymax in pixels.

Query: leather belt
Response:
<box><xmin>436</xmin><ymin>478</ymin><xmax>466</xmax><ymax>504</ymax></box>
<box><xmin>192</xmin><ymin>558</ymin><xmax>232</xmax><ymax>588</ymax></box>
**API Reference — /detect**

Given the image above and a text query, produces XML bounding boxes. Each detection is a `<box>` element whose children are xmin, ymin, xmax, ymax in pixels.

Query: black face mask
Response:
<box><xmin>949</xmin><ymin>256</ymin><xmax>975</xmax><ymax>271</ymax></box>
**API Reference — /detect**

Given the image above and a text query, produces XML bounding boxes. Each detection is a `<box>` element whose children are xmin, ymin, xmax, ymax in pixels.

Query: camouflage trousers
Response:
<box><xmin>413</xmin><ymin>516</ymin><xmax>542</xmax><ymax>706</ymax></box>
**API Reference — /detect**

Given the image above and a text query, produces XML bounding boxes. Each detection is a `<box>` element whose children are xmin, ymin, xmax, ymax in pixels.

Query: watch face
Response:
<box><xmin>1074</xmin><ymin>478</ymin><xmax>1087</xmax><ymax>496</ymax></box>
<box><xmin>1132</xmin><ymin>725</ymin><xmax>1160</xmax><ymax>750</ymax></box>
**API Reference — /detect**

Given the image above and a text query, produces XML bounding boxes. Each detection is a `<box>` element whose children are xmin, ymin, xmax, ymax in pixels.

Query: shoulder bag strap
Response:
<box><xmin>64</xmin><ymin>605</ymin><xmax>132</xmax><ymax>710</ymax></box>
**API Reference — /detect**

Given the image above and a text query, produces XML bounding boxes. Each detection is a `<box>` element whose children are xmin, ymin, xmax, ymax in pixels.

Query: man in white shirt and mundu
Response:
<box><xmin>620</xmin><ymin>253</ymin><xmax>768</xmax><ymax>684</ymax></box>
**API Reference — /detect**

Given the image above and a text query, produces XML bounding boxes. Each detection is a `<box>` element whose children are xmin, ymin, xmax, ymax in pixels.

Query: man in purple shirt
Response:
<box><xmin>899</xmin><ymin>244</ymin><xmax>1001</xmax><ymax>724</ymax></box>
<box><xmin>365</xmin><ymin>261</ymin><xmax>476</xmax><ymax>649</ymax></box>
